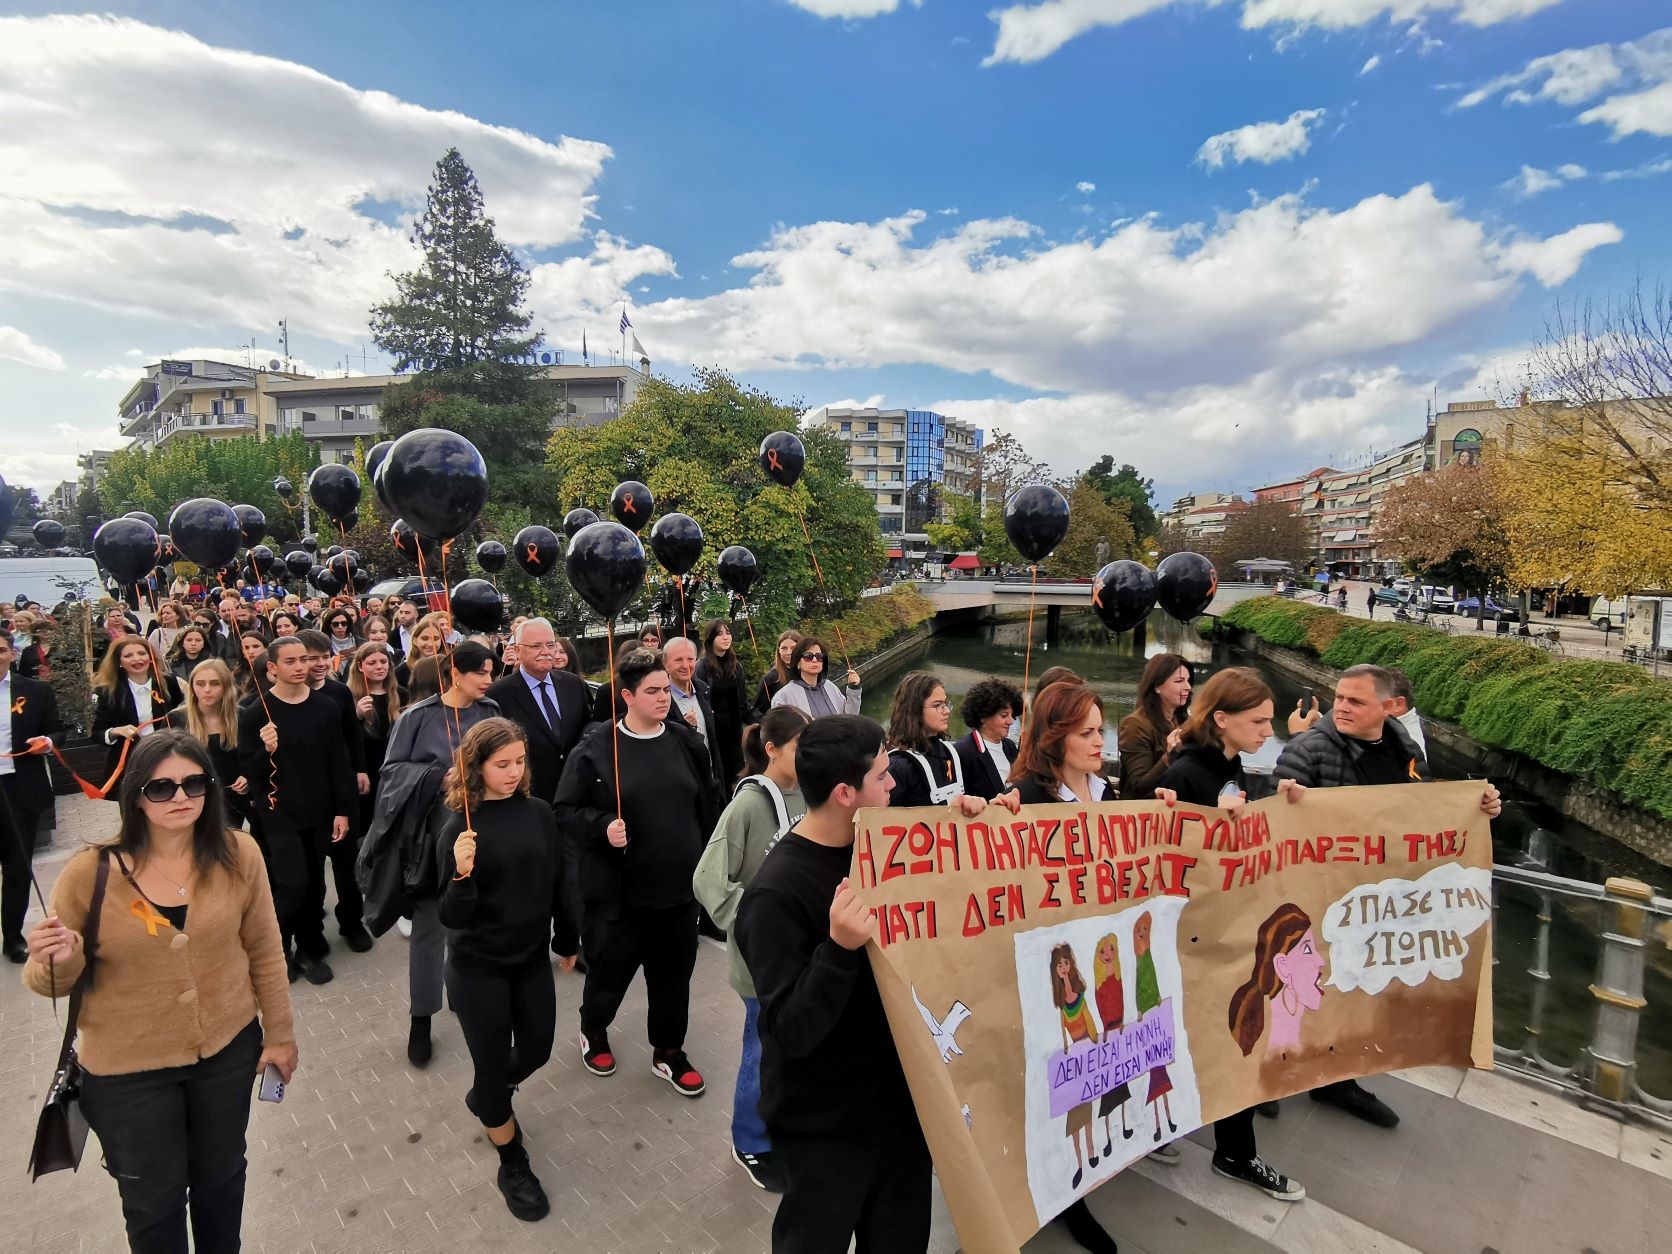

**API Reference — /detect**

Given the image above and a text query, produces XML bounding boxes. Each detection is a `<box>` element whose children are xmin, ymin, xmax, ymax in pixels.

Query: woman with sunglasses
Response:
<box><xmin>768</xmin><ymin>637</ymin><xmax>861</xmax><ymax>719</ymax></box>
<box><xmin>319</xmin><ymin>607</ymin><xmax>359</xmax><ymax>659</ymax></box>
<box><xmin>24</xmin><ymin>731</ymin><xmax>296</xmax><ymax>1253</ymax></box>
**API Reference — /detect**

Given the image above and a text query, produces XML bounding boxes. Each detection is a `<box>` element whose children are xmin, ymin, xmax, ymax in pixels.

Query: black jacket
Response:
<box><xmin>592</xmin><ymin>675</ymin><xmax>723</xmax><ymax>796</ymax></box>
<box><xmin>696</xmin><ymin>655</ymin><xmax>753</xmax><ymax>729</ymax></box>
<box><xmin>553</xmin><ymin>718</ymin><xmax>719</xmax><ymax>913</ymax></box>
<box><xmin>356</xmin><ymin>758</ymin><xmax>447</xmax><ymax>934</ymax></box>
<box><xmin>2</xmin><ymin>674</ymin><xmax>62</xmax><ymax>814</ymax></box>
<box><xmin>1273</xmin><ymin>712</ymin><xmax>1430</xmax><ymax>790</ymax></box>
<box><xmin>91</xmin><ymin>673</ymin><xmax>185</xmax><ymax>782</ymax></box>
<box><xmin>485</xmin><ymin>669</ymin><xmax>595</xmax><ymax>803</ymax></box>
<box><xmin>952</xmin><ymin>730</ymin><xmax>1017</xmax><ymax>800</ymax></box>
<box><xmin>1155</xmin><ymin>741</ymin><xmax>1273</xmax><ymax>807</ymax></box>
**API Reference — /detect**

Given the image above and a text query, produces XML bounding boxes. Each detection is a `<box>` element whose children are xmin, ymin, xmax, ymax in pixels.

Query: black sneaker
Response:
<box><xmin>408</xmin><ymin>1016</ymin><xmax>433</xmax><ymax>1069</ymax></box>
<box><xmin>286</xmin><ymin>954</ymin><xmax>301</xmax><ymax>984</ymax></box>
<box><xmin>340</xmin><ymin>926</ymin><xmax>374</xmax><ymax>953</ymax></box>
<box><xmin>651</xmin><ymin>1049</ymin><xmax>705</xmax><ymax>1097</ymax></box>
<box><xmin>1310</xmin><ymin>1080</ymin><xmax>1399</xmax><ymax>1128</ymax></box>
<box><xmin>579</xmin><ymin>1030</ymin><xmax>616</xmax><ymax>1077</ymax></box>
<box><xmin>3</xmin><ymin>936</ymin><xmax>28</xmax><ymax>964</ymax></box>
<box><xmin>1255</xmin><ymin>1100</ymin><xmax>1280</xmax><ymax>1118</ymax></box>
<box><xmin>297</xmin><ymin>954</ymin><xmax>333</xmax><ymax>985</ymax></box>
<box><xmin>731</xmin><ymin>1147</ymin><xmax>783</xmax><ymax>1192</ymax></box>
<box><xmin>496</xmin><ymin>1141</ymin><xmax>550</xmax><ymax>1221</ymax></box>
<box><xmin>1211</xmin><ymin>1154</ymin><xmax>1305</xmax><ymax>1201</ymax></box>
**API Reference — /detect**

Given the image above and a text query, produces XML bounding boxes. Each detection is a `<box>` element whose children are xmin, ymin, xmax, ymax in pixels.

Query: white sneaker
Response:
<box><xmin>396</xmin><ymin>916</ymin><xmax>412</xmax><ymax>939</ymax></box>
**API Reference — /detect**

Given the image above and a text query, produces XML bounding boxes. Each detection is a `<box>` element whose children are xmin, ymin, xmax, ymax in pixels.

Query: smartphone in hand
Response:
<box><xmin>257</xmin><ymin>1064</ymin><xmax>285</xmax><ymax>1103</ymax></box>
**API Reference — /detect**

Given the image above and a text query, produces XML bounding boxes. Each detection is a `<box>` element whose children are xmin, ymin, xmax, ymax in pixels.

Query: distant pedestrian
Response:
<box><xmin>1366</xmin><ymin>587</ymin><xmax>1376</xmax><ymax>619</ymax></box>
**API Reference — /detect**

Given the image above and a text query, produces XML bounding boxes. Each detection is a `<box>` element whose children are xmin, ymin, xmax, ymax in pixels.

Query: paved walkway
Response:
<box><xmin>3</xmin><ymin>794</ymin><xmax>1669</xmax><ymax>1253</ymax></box>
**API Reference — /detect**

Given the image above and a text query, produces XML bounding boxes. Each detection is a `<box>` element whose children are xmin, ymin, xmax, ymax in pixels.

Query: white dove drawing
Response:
<box><xmin>912</xmin><ymin>985</ymin><xmax>973</xmax><ymax>1063</ymax></box>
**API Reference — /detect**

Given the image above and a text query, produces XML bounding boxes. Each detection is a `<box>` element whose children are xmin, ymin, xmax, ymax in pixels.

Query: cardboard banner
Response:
<box><xmin>852</xmin><ymin>780</ymin><xmax>1494</xmax><ymax>1254</ymax></box>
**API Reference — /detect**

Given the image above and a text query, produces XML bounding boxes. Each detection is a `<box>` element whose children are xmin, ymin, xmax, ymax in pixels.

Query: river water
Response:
<box><xmin>860</xmin><ymin>611</ymin><xmax>1671</xmax><ymax>1095</ymax></box>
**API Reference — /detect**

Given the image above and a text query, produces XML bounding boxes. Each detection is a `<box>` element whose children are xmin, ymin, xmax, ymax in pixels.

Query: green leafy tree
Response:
<box><xmin>547</xmin><ymin>369</ymin><xmax>884</xmax><ymax>644</ymax></box>
<box><xmin>924</xmin><ymin>491</ymin><xmax>983</xmax><ymax>552</ymax></box>
<box><xmin>98</xmin><ymin>434</ymin><xmax>317</xmax><ymax>546</ymax></box>
<box><xmin>1043</xmin><ymin>480</ymin><xmax>1139</xmax><ymax>578</ymax></box>
<box><xmin>1083</xmin><ymin>456</ymin><xmax>1157</xmax><ymax>538</ymax></box>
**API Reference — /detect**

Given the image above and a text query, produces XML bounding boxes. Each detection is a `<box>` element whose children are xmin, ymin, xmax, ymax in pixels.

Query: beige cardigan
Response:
<box><xmin>22</xmin><ymin>832</ymin><xmax>295</xmax><ymax>1076</ymax></box>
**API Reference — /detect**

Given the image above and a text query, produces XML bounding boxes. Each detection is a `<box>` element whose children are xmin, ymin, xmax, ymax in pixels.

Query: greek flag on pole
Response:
<box><xmin>620</xmin><ymin>308</ymin><xmax>632</xmax><ymax>335</ymax></box>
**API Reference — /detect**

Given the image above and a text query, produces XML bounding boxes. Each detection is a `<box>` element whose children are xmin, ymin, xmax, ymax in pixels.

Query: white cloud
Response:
<box><xmin>635</xmin><ymin>185</ymin><xmax>1618</xmax><ymax>408</ymax></box>
<box><xmin>1599</xmin><ymin>155</ymin><xmax>1672</xmax><ymax>181</ymax></box>
<box><xmin>0</xmin><ymin>15</ymin><xmax>637</xmax><ymax>342</ymax></box>
<box><xmin>1076</xmin><ymin>181</ymin><xmax>1098</xmax><ymax>193</ymax></box>
<box><xmin>1457</xmin><ymin>28</ymin><xmax>1672</xmax><ymax>138</ymax></box>
<box><xmin>1360</xmin><ymin>54</ymin><xmax>1382</xmax><ymax>74</ymax></box>
<box><xmin>802</xmin><ymin>395</ymin><xmax>890</xmax><ymax>426</ymax></box>
<box><xmin>1196</xmin><ymin>109</ymin><xmax>1326</xmax><ymax>170</ymax></box>
<box><xmin>0</xmin><ymin>326</ymin><xmax>65</xmax><ymax>371</ymax></box>
<box><xmin>1502</xmin><ymin>162</ymin><xmax>1587</xmax><ymax>198</ymax></box>
<box><xmin>983</xmin><ymin>0</ymin><xmax>1561</xmax><ymax>66</ymax></box>
<box><xmin>0</xmin><ymin>421</ymin><xmax>113</xmax><ymax>489</ymax></box>
<box><xmin>787</xmin><ymin>0</ymin><xmax>919</xmax><ymax>17</ymax></box>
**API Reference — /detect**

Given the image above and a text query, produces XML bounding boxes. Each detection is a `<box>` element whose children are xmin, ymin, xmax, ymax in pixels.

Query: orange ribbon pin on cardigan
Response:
<box><xmin>131</xmin><ymin>897</ymin><xmax>173</xmax><ymax>936</ymax></box>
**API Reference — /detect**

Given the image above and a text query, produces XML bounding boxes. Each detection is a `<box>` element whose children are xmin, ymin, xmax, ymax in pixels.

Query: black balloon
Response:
<box><xmin>325</xmin><ymin>545</ymin><xmax>344</xmax><ymax>559</ymax></box>
<box><xmin>31</xmin><ymin>519</ymin><xmax>65</xmax><ymax>548</ymax></box>
<box><xmin>450</xmin><ymin>578</ymin><xmax>504</xmax><ymax>633</ymax></box>
<box><xmin>93</xmin><ymin>517</ymin><xmax>159</xmax><ymax>585</ymax></box>
<box><xmin>307</xmin><ymin>564</ymin><xmax>327</xmax><ymax>585</ymax></box>
<box><xmin>248</xmin><ymin>545</ymin><xmax>278</xmax><ymax>577</ymax></box>
<box><xmin>513</xmin><ymin>525</ymin><xmax>561</xmax><ymax>577</ymax></box>
<box><xmin>566</xmin><ymin>521</ymin><xmax>646</xmax><ymax>620</ymax></box>
<box><xmin>313</xmin><ymin>568</ymin><xmax>343</xmax><ymax>595</ymax></box>
<box><xmin>649</xmin><ymin>512</ymin><xmax>704</xmax><ymax>576</ymax></box>
<box><xmin>380</xmin><ymin>429</ymin><xmax>489</xmax><ymax>541</ymax></box>
<box><xmin>232</xmin><ymin>504</ymin><xmax>267</xmax><ymax>547</ymax></box>
<box><xmin>562</xmin><ymin>507</ymin><xmax>599</xmax><ymax>539</ymax></box>
<box><xmin>300</xmin><ymin>535</ymin><xmax>318</xmax><ymax>553</ymax></box>
<box><xmin>123</xmin><ymin>510</ymin><xmax>160</xmax><ymax>531</ymax></box>
<box><xmin>759</xmin><ymin>431</ymin><xmax>806</xmax><ymax>488</ymax></box>
<box><xmin>169</xmin><ymin>498</ymin><xmax>242</xmax><ymax>569</ymax></box>
<box><xmin>341</xmin><ymin>509</ymin><xmax>360</xmax><ymax>533</ymax></box>
<box><xmin>284</xmin><ymin>550</ymin><xmax>313</xmax><ymax>579</ymax></box>
<box><xmin>157</xmin><ymin>534</ymin><xmax>178</xmax><ymax>564</ymax></box>
<box><xmin>716</xmin><ymin>546</ymin><xmax>759</xmax><ymax>598</ymax></box>
<box><xmin>273</xmin><ymin>476</ymin><xmax>294</xmax><ymax>499</ymax></box>
<box><xmin>1090</xmin><ymin>561</ymin><xmax>1157</xmax><ymax>634</ymax></box>
<box><xmin>1002</xmin><ymin>485</ymin><xmax>1070</xmax><ymax>563</ymax></box>
<box><xmin>609</xmin><ymin>482</ymin><xmax>654</xmax><ymax>532</ymax></box>
<box><xmin>389</xmin><ymin>519</ymin><xmax>441</xmax><ymax>569</ymax></box>
<box><xmin>326</xmin><ymin>552</ymin><xmax>358</xmax><ymax>583</ymax></box>
<box><xmin>474</xmin><ymin>540</ymin><xmax>507</xmax><ymax>574</ymax></box>
<box><xmin>1155</xmin><ymin>552</ymin><xmax>1218</xmax><ymax>621</ymax></box>
<box><xmin>307</xmin><ymin>463</ymin><xmax>361</xmax><ymax>522</ymax></box>
<box><xmin>365</xmin><ymin>440</ymin><xmax>394</xmax><ymax>485</ymax></box>
<box><xmin>352</xmin><ymin>570</ymin><xmax>373</xmax><ymax>594</ymax></box>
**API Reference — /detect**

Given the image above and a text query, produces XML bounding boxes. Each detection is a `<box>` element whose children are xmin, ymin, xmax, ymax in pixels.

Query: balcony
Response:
<box><xmin>150</xmin><ymin>411</ymin><xmax>258</xmax><ymax>447</ymax></box>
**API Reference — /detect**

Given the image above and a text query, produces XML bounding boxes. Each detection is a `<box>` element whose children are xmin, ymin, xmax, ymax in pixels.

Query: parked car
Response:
<box><xmin>366</xmin><ymin>576</ymin><xmax>449</xmax><ymax>612</ymax></box>
<box><xmin>1454</xmin><ymin>595</ymin><xmax>1516</xmax><ymax>620</ymax></box>
<box><xmin>1590</xmin><ymin>597</ymin><xmax>1628</xmax><ymax>629</ymax></box>
<box><xmin>1414</xmin><ymin>586</ymin><xmax>1456</xmax><ymax>612</ymax></box>
<box><xmin>1373</xmin><ymin>587</ymin><xmax>1407</xmax><ymax>606</ymax></box>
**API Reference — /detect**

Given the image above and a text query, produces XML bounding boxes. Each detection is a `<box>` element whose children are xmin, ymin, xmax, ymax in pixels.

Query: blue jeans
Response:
<box><xmin>732</xmin><ymin>997</ymin><xmax>770</xmax><ymax>1154</ymax></box>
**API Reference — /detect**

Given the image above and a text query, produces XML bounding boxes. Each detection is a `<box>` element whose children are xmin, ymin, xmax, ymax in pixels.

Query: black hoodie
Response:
<box><xmin>1156</xmin><ymin>740</ymin><xmax>1266</xmax><ymax>808</ymax></box>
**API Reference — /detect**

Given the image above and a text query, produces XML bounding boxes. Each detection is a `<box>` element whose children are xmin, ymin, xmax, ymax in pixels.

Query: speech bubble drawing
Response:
<box><xmin>1321</xmin><ymin>863</ymin><xmax>1492</xmax><ymax>995</ymax></box>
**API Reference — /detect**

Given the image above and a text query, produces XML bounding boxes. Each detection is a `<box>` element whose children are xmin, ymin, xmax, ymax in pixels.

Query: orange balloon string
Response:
<box><xmin>423</xmin><ymin>541</ymin><xmax>471</xmax><ymax>837</ymax></box>
<box><xmin>606</xmin><ymin>621</ymin><xmax>623</xmax><ymax>820</ymax></box>
<box><xmin>221</xmin><ymin>568</ymin><xmax>283</xmax><ymax>808</ymax></box>
<box><xmin>1020</xmin><ymin>564</ymin><xmax>1038</xmax><ymax>726</ymax></box>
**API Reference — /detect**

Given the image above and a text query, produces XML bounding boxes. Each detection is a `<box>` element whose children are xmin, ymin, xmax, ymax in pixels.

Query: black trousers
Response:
<box><xmin>772</xmin><ymin>1118</ymin><xmax>932</xmax><ymax>1254</ymax></box>
<box><xmin>324</xmin><ymin>830</ymin><xmax>365</xmax><ymax>932</ymax></box>
<box><xmin>579</xmin><ymin>901</ymin><xmax>698</xmax><ymax>1050</ymax></box>
<box><xmin>1214</xmin><ymin>1108</ymin><xmax>1256</xmax><ymax>1162</ymax></box>
<box><xmin>0</xmin><ymin>796</ymin><xmax>42</xmax><ymax>943</ymax></box>
<box><xmin>446</xmin><ymin>955</ymin><xmax>556</xmax><ymax>1128</ymax></box>
<box><xmin>251</xmin><ymin>812</ymin><xmax>329</xmax><ymax>957</ymax></box>
<box><xmin>81</xmin><ymin>1018</ymin><xmax>263</xmax><ymax>1254</ymax></box>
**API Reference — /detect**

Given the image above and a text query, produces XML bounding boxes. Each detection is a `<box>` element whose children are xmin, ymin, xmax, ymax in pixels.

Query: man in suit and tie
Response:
<box><xmin>0</xmin><ymin>629</ymin><xmax>62</xmax><ymax>962</ymax></box>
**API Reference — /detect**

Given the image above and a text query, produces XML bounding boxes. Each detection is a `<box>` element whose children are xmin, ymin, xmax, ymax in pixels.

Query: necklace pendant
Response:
<box><xmin>177</xmin><ymin>885</ymin><xmax>187</xmax><ymax>898</ymax></box>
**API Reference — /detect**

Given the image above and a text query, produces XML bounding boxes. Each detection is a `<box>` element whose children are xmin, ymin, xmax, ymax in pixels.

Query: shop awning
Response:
<box><xmin>948</xmin><ymin>554</ymin><xmax>981</xmax><ymax>570</ymax></box>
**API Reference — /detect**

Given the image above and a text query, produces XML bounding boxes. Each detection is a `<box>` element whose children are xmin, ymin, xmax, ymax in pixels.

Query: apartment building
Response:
<box><xmin>115</xmin><ymin>359</ymin><xmax>311</xmax><ymax>452</ymax></box>
<box><xmin>1161</xmin><ymin>491</ymin><xmax>1245</xmax><ymax>540</ymax></box>
<box><xmin>1302</xmin><ymin>438</ymin><xmax>1425</xmax><ymax>577</ymax></box>
<box><xmin>816</xmin><ymin>407</ymin><xmax>984</xmax><ymax>547</ymax></box>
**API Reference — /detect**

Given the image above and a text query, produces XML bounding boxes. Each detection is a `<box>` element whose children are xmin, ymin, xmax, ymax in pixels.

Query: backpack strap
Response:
<box><xmin>733</xmin><ymin>774</ymin><xmax>791</xmax><ymax>840</ymax></box>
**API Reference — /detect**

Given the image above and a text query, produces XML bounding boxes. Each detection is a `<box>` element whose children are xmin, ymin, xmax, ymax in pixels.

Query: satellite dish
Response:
<box><xmin>268</xmin><ymin>358</ymin><xmax>282</xmax><ymax>370</ymax></box>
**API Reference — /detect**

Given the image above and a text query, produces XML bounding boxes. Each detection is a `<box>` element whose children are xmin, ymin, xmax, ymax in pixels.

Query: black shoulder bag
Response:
<box><xmin>28</xmin><ymin>848</ymin><xmax>111</xmax><ymax>1179</ymax></box>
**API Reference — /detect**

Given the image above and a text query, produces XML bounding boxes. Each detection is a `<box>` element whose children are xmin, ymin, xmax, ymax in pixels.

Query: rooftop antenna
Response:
<box><xmin>277</xmin><ymin>318</ymin><xmax>291</xmax><ymax>370</ymax></box>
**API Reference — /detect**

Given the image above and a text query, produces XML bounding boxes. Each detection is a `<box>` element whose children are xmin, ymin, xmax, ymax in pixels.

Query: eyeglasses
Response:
<box><xmin>801</xmin><ymin>653</ymin><xmax>826</xmax><ymax>663</ymax></box>
<box><xmin>925</xmin><ymin>701</ymin><xmax>952</xmax><ymax>712</ymax></box>
<box><xmin>141</xmin><ymin>774</ymin><xmax>210</xmax><ymax>803</ymax></box>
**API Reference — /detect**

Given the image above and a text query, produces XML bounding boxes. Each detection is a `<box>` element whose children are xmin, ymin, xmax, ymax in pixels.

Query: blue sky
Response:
<box><xmin>1</xmin><ymin>0</ymin><xmax>1668</xmax><ymax>505</ymax></box>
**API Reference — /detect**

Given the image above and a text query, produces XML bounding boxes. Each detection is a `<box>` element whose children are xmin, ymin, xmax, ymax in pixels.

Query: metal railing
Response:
<box><xmin>1491</xmin><ymin>865</ymin><xmax>1671</xmax><ymax>1125</ymax></box>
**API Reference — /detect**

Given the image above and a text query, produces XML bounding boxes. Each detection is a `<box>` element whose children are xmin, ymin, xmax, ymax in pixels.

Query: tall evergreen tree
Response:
<box><xmin>370</xmin><ymin>148</ymin><xmax>541</xmax><ymax>404</ymax></box>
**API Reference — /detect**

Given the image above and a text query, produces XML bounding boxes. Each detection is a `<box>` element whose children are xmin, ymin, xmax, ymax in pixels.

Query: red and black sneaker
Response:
<box><xmin>651</xmin><ymin>1049</ymin><xmax>705</xmax><ymax>1097</ymax></box>
<box><xmin>579</xmin><ymin>1030</ymin><xmax>616</xmax><ymax>1077</ymax></box>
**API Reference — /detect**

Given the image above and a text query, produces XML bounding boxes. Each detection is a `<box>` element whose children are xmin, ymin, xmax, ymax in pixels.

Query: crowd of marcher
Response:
<box><xmin>3</xmin><ymin>584</ymin><xmax>1500</xmax><ymax>1254</ymax></box>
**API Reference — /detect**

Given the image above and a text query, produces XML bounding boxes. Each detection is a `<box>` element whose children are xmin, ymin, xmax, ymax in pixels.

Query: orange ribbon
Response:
<box><xmin>525</xmin><ymin>542</ymin><xmax>540</xmax><ymax>564</ymax></box>
<box><xmin>767</xmin><ymin>449</ymin><xmax>783</xmax><ymax>472</ymax></box>
<box><xmin>130</xmin><ymin>896</ymin><xmax>173</xmax><ymax>936</ymax></box>
<box><xmin>620</xmin><ymin>495</ymin><xmax>637</xmax><ymax>515</ymax></box>
<box><xmin>1090</xmin><ymin>579</ymin><xmax>1104</xmax><ymax>610</ymax></box>
<box><xmin>10</xmin><ymin>696</ymin><xmax>25</xmax><ymax>716</ymax></box>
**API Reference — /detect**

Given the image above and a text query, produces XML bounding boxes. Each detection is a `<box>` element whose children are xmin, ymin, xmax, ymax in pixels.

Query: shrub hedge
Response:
<box><xmin>1220</xmin><ymin>597</ymin><xmax>1672</xmax><ymax>819</ymax></box>
<box><xmin>800</xmin><ymin>584</ymin><xmax>937</xmax><ymax>663</ymax></box>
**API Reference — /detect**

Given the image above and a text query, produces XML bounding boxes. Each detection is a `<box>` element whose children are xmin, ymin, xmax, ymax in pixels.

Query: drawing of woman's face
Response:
<box><xmin>1133</xmin><ymin>914</ymin><xmax>1152</xmax><ymax>955</ymax></box>
<box><xmin>1272</xmin><ymin>928</ymin><xmax>1326</xmax><ymax>1012</ymax></box>
<box><xmin>1096</xmin><ymin>937</ymin><xmax>1117</xmax><ymax>969</ymax></box>
<box><xmin>1055</xmin><ymin>954</ymin><xmax>1070</xmax><ymax>983</ymax></box>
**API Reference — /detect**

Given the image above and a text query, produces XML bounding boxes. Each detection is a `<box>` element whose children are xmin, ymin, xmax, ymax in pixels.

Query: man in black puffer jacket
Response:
<box><xmin>1274</xmin><ymin>663</ymin><xmax>1501</xmax><ymax>1130</ymax></box>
